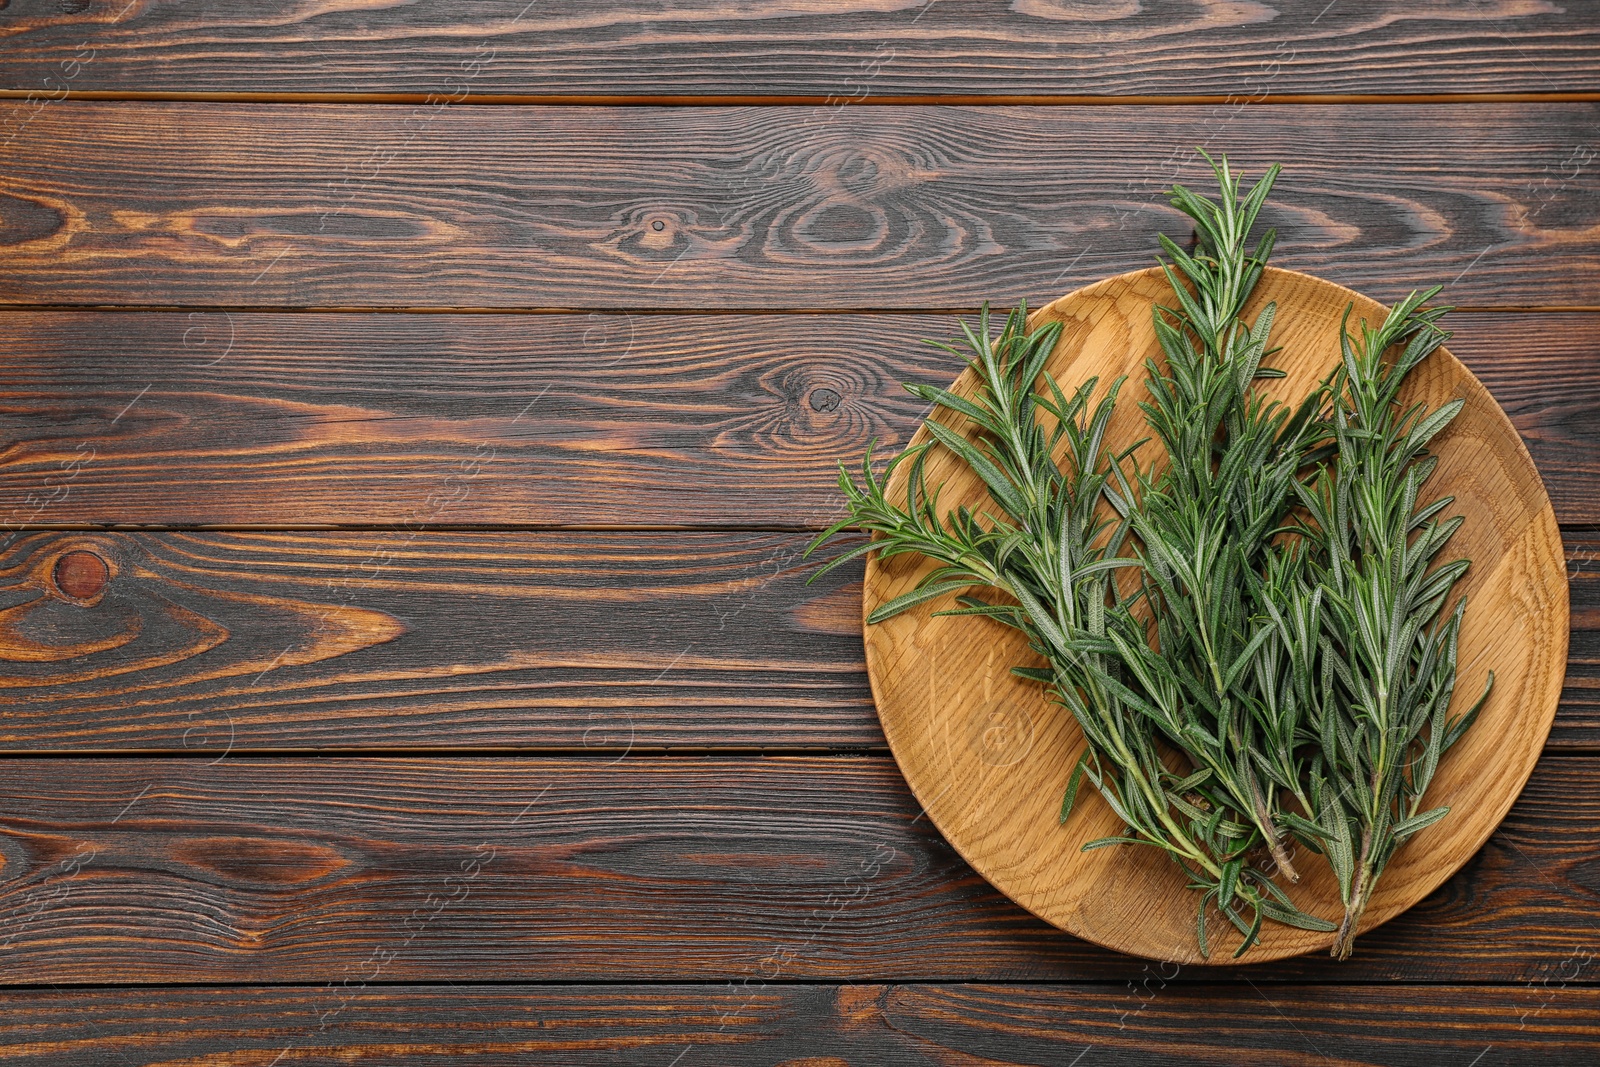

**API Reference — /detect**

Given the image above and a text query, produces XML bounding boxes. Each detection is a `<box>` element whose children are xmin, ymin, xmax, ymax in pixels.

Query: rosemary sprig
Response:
<box><xmin>1287</xmin><ymin>289</ymin><xmax>1493</xmax><ymax>958</ymax></box>
<box><xmin>1104</xmin><ymin>155</ymin><xmax>1330</xmax><ymax>884</ymax></box>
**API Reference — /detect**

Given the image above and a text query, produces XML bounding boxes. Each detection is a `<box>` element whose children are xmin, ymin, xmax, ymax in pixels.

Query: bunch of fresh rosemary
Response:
<box><xmin>807</xmin><ymin>154</ymin><xmax>1487</xmax><ymax>959</ymax></box>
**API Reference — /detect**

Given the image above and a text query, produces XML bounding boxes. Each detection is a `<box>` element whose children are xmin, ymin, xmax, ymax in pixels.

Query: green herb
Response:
<box><xmin>806</xmin><ymin>280</ymin><xmax>1334</xmax><ymax>955</ymax></box>
<box><xmin>807</xmin><ymin>154</ymin><xmax>1484</xmax><ymax>959</ymax></box>
<box><xmin>1283</xmin><ymin>289</ymin><xmax>1493</xmax><ymax>958</ymax></box>
<box><xmin>1102</xmin><ymin>156</ymin><xmax>1327</xmax><ymax>885</ymax></box>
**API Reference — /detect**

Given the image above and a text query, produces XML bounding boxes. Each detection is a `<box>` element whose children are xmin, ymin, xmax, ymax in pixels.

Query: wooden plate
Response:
<box><xmin>863</xmin><ymin>266</ymin><xmax>1569</xmax><ymax>963</ymax></box>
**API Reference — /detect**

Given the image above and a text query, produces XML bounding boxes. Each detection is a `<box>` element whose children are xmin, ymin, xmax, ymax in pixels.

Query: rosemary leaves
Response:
<box><xmin>1287</xmin><ymin>289</ymin><xmax>1493</xmax><ymax>958</ymax></box>
<box><xmin>809</xmin><ymin>153</ymin><xmax>1486</xmax><ymax>959</ymax></box>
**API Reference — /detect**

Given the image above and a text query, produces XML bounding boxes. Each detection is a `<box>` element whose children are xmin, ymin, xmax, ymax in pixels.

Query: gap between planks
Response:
<box><xmin>2</xmin><ymin>305</ymin><xmax>1598</xmax><ymax>316</ymax></box>
<box><xmin>1</xmin><ymin>91</ymin><xmax>1598</xmax><ymax>107</ymax></box>
<box><xmin>4</xmin><ymin>977</ymin><xmax>1595</xmax><ymax>990</ymax></box>
<box><xmin>0</xmin><ymin>522</ymin><xmax>1594</xmax><ymax>533</ymax></box>
<box><xmin>0</xmin><ymin>748</ymin><xmax>892</xmax><ymax>759</ymax></box>
<box><xmin>3</xmin><ymin>750</ymin><xmax>1598</xmax><ymax>760</ymax></box>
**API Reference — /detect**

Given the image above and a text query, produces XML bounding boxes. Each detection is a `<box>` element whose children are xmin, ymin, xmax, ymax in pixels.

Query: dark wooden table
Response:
<box><xmin>0</xmin><ymin>3</ymin><xmax>1596</xmax><ymax>1063</ymax></box>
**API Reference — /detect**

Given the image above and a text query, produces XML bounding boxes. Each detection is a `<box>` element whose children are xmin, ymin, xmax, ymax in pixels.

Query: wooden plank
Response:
<box><xmin>0</xmin><ymin>310</ymin><xmax>944</xmax><ymax>529</ymax></box>
<box><xmin>0</xmin><ymin>529</ymin><xmax>875</xmax><ymax>753</ymax></box>
<box><xmin>0</xmin><ymin>310</ymin><xmax>1593</xmax><ymax>526</ymax></box>
<box><xmin>0</xmin><ymin>528</ymin><xmax>1593</xmax><ymax>753</ymax></box>
<box><xmin>3</xmin><ymin>1</ymin><xmax>1598</xmax><ymax>98</ymax></box>
<box><xmin>2</xmin><ymin>984</ymin><xmax>1597</xmax><ymax>1065</ymax></box>
<box><xmin>1</xmin><ymin>104</ymin><xmax>1596</xmax><ymax>309</ymax></box>
<box><xmin>1</xmin><ymin>754</ymin><xmax>1597</xmax><ymax>984</ymax></box>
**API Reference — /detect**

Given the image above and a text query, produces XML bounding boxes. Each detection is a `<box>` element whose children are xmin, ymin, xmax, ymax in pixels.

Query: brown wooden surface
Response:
<box><xmin>0</xmin><ymin>310</ymin><xmax>1594</xmax><ymax>526</ymax></box>
<box><xmin>2</xmin><ymin>104</ymin><xmax>1598</xmax><ymax>310</ymax></box>
<box><xmin>867</xmin><ymin>267</ymin><xmax>1567</xmax><ymax>963</ymax></box>
<box><xmin>3</xmin><ymin>983</ymin><xmax>1597</xmax><ymax>1066</ymax></box>
<box><xmin>3</xmin><ymin>1</ymin><xmax>1598</xmax><ymax>99</ymax></box>
<box><xmin>2</xmin><ymin>7</ymin><xmax>1598</xmax><ymax>1058</ymax></box>
<box><xmin>2</xmin><ymin>755</ymin><xmax>1600</xmax><ymax>985</ymax></box>
<box><xmin>1562</xmin><ymin>538</ymin><xmax>1600</xmax><ymax>754</ymax></box>
<box><xmin>0</xmin><ymin>529</ymin><xmax>875</xmax><ymax>753</ymax></box>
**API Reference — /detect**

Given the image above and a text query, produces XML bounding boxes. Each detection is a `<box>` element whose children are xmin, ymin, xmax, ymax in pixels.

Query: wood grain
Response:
<box><xmin>2</xmin><ymin>1</ymin><xmax>1597</xmax><ymax>98</ymax></box>
<box><xmin>0</xmin><ymin>528</ymin><xmax>1594</xmax><ymax>754</ymax></box>
<box><xmin>0</xmin><ymin>529</ymin><xmax>875</xmax><ymax>752</ymax></box>
<box><xmin>1</xmin><ymin>754</ymin><xmax>1599</xmax><ymax>985</ymax></box>
<box><xmin>1568</xmin><ymin>540</ymin><xmax>1600</xmax><ymax>750</ymax></box>
<box><xmin>868</xmin><ymin>267</ymin><xmax>1567</xmax><ymax>962</ymax></box>
<box><xmin>2</xmin><ymin>983</ymin><xmax>1597</xmax><ymax>1065</ymax></box>
<box><xmin>1</xmin><ymin>104</ymin><xmax>1596</xmax><ymax>309</ymax></box>
<box><xmin>0</xmin><ymin>310</ymin><xmax>1593</xmax><ymax>526</ymax></box>
<box><xmin>0</xmin><ymin>311</ymin><xmax>943</xmax><ymax>528</ymax></box>
<box><xmin>0</xmin><ymin>2</ymin><xmax>1590</xmax><ymax>1043</ymax></box>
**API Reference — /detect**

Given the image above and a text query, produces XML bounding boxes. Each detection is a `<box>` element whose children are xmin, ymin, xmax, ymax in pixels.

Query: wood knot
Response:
<box><xmin>808</xmin><ymin>387</ymin><xmax>842</xmax><ymax>412</ymax></box>
<box><xmin>639</xmin><ymin>213</ymin><xmax>678</xmax><ymax>249</ymax></box>
<box><xmin>53</xmin><ymin>550</ymin><xmax>108</xmax><ymax>603</ymax></box>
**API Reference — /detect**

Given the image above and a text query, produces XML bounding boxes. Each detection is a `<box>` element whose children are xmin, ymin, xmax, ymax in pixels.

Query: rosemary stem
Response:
<box><xmin>1248</xmin><ymin>772</ymin><xmax>1300</xmax><ymax>883</ymax></box>
<box><xmin>1134</xmin><ymin>763</ymin><xmax>1224</xmax><ymax>878</ymax></box>
<box><xmin>1061</xmin><ymin>661</ymin><xmax>1222</xmax><ymax>879</ymax></box>
<box><xmin>1333</xmin><ymin>832</ymin><xmax>1376</xmax><ymax>960</ymax></box>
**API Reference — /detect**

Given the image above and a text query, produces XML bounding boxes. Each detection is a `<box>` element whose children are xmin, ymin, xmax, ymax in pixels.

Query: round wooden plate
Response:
<box><xmin>863</xmin><ymin>266</ymin><xmax>1569</xmax><ymax>963</ymax></box>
